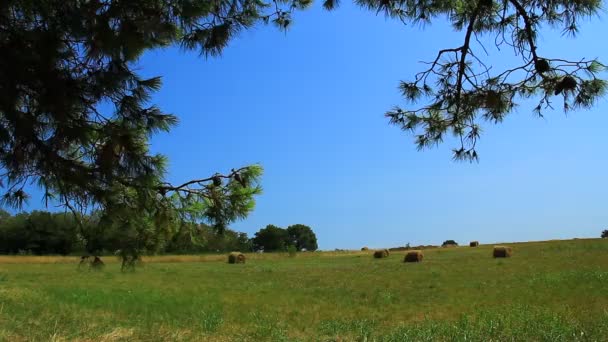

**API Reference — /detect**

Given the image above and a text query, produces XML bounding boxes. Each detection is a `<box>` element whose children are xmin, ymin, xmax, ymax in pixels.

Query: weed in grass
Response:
<box><xmin>249</xmin><ymin>312</ymin><xmax>289</xmax><ymax>341</ymax></box>
<box><xmin>319</xmin><ymin>319</ymin><xmax>376</xmax><ymax>340</ymax></box>
<box><xmin>199</xmin><ymin>310</ymin><xmax>224</xmax><ymax>333</ymax></box>
<box><xmin>375</xmin><ymin>290</ymin><xmax>396</xmax><ymax>305</ymax></box>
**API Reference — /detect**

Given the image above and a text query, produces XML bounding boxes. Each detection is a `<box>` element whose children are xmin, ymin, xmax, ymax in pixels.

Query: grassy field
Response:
<box><xmin>1</xmin><ymin>239</ymin><xmax>608</xmax><ymax>341</ymax></box>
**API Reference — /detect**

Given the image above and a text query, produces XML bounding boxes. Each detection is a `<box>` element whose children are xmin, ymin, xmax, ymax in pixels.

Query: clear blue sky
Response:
<box><xmin>29</xmin><ymin>3</ymin><xmax>608</xmax><ymax>249</ymax></box>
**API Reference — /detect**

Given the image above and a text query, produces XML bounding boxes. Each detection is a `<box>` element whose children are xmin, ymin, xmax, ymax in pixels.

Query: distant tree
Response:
<box><xmin>0</xmin><ymin>213</ymin><xmax>28</xmax><ymax>254</ymax></box>
<box><xmin>0</xmin><ymin>211</ymin><xmax>81</xmax><ymax>255</ymax></box>
<box><xmin>165</xmin><ymin>222</ymin><xmax>205</xmax><ymax>254</ymax></box>
<box><xmin>286</xmin><ymin>224</ymin><xmax>318</xmax><ymax>251</ymax></box>
<box><xmin>252</xmin><ymin>225</ymin><xmax>289</xmax><ymax>252</ymax></box>
<box><xmin>163</xmin><ymin>222</ymin><xmax>252</xmax><ymax>254</ymax></box>
<box><xmin>0</xmin><ymin>208</ymin><xmax>255</xmax><ymax>256</ymax></box>
<box><xmin>78</xmin><ymin>211</ymin><xmax>119</xmax><ymax>256</ymax></box>
<box><xmin>442</xmin><ymin>240</ymin><xmax>458</xmax><ymax>247</ymax></box>
<box><xmin>235</xmin><ymin>232</ymin><xmax>254</xmax><ymax>252</ymax></box>
<box><xmin>602</xmin><ymin>230</ymin><xmax>608</xmax><ymax>238</ymax></box>
<box><xmin>24</xmin><ymin>211</ymin><xmax>80</xmax><ymax>255</ymax></box>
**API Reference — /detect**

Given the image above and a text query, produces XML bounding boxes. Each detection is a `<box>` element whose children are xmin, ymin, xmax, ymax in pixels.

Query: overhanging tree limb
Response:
<box><xmin>374</xmin><ymin>0</ymin><xmax>607</xmax><ymax>161</ymax></box>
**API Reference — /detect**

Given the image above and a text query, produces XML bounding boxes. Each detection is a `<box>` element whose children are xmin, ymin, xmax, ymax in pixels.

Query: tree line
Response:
<box><xmin>0</xmin><ymin>210</ymin><xmax>317</xmax><ymax>255</ymax></box>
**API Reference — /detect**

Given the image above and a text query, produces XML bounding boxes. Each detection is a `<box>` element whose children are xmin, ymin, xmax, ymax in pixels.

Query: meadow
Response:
<box><xmin>1</xmin><ymin>239</ymin><xmax>607</xmax><ymax>341</ymax></box>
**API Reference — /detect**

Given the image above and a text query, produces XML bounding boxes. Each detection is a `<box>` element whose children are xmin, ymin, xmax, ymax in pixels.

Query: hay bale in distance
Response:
<box><xmin>469</xmin><ymin>241</ymin><xmax>479</xmax><ymax>247</ymax></box>
<box><xmin>228</xmin><ymin>252</ymin><xmax>246</xmax><ymax>264</ymax></box>
<box><xmin>404</xmin><ymin>250</ymin><xmax>423</xmax><ymax>263</ymax></box>
<box><xmin>373</xmin><ymin>249</ymin><xmax>389</xmax><ymax>258</ymax></box>
<box><xmin>493</xmin><ymin>246</ymin><xmax>512</xmax><ymax>258</ymax></box>
<box><xmin>361</xmin><ymin>247</ymin><xmax>369</xmax><ymax>251</ymax></box>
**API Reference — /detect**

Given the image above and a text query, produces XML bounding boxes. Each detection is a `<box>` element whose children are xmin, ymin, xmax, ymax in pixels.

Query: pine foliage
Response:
<box><xmin>0</xmin><ymin>0</ymin><xmax>300</xmax><ymax>260</ymax></box>
<box><xmin>356</xmin><ymin>0</ymin><xmax>607</xmax><ymax>161</ymax></box>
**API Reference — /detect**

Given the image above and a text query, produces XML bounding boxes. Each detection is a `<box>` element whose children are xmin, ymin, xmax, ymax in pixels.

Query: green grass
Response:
<box><xmin>1</xmin><ymin>239</ymin><xmax>608</xmax><ymax>341</ymax></box>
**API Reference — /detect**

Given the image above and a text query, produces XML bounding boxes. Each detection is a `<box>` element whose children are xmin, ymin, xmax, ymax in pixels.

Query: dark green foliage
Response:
<box><xmin>164</xmin><ymin>224</ymin><xmax>253</xmax><ymax>254</ymax></box>
<box><xmin>554</xmin><ymin>76</ymin><xmax>577</xmax><ymax>95</ymax></box>
<box><xmin>286</xmin><ymin>224</ymin><xmax>318</xmax><ymax>251</ymax></box>
<box><xmin>0</xmin><ymin>210</ymin><xmax>252</xmax><ymax>256</ymax></box>
<box><xmin>252</xmin><ymin>224</ymin><xmax>319</xmax><ymax>252</ymax></box>
<box><xmin>371</xmin><ymin>0</ymin><xmax>607</xmax><ymax>161</ymax></box>
<box><xmin>602</xmin><ymin>230</ymin><xmax>608</xmax><ymax>238</ymax></box>
<box><xmin>442</xmin><ymin>240</ymin><xmax>458</xmax><ymax>247</ymax></box>
<box><xmin>323</xmin><ymin>0</ymin><xmax>340</xmax><ymax>10</ymax></box>
<box><xmin>0</xmin><ymin>211</ymin><xmax>82</xmax><ymax>255</ymax></box>
<box><xmin>287</xmin><ymin>245</ymin><xmax>298</xmax><ymax>257</ymax></box>
<box><xmin>534</xmin><ymin>59</ymin><xmax>550</xmax><ymax>74</ymax></box>
<box><xmin>0</xmin><ymin>0</ymin><xmax>306</xmax><ymax>209</ymax></box>
<box><xmin>252</xmin><ymin>225</ymin><xmax>289</xmax><ymax>252</ymax></box>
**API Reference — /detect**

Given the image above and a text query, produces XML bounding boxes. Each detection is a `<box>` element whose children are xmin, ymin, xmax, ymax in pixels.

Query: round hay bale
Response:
<box><xmin>493</xmin><ymin>246</ymin><xmax>512</xmax><ymax>258</ymax></box>
<box><xmin>361</xmin><ymin>247</ymin><xmax>369</xmax><ymax>251</ymax></box>
<box><xmin>228</xmin><ymin>252</ymin><xmax>246</xmax><ymax>264</ymax></box>
<box><xmin>404</xmin><ymin>250</ymin><xmax>423</xmax><ymax>263</ymax></box>
<box><xmin>469</xmin><ymin>241</ymin><xmax>479</xmax><ymax>247</ymax></box>
<box><xmin>373</xmin><ymin>249</ymin><xmax>389</xmax><ymax>258</ymax></box>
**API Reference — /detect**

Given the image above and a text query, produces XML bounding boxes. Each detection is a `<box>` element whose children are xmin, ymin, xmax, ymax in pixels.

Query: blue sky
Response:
<box><xmin>26</xmin><ymin>3</ymin><xmax>608</xmax><ymax>249</ymax></box>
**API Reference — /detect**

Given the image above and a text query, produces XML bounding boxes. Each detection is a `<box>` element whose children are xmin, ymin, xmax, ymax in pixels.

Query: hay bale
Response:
<box><xmin>373</xmin><ymin>249</ymin><xmax>389</xmax><ymax>258</ymax></box>
<box><xmin>469</xmin><ymin>241</ymin><xmax>479</xmax><ymax>247</ymax></box>
<box><xmin>361</xmin><ymin>247</ymin><xmax>369</xmax><ymax>251</ymax></box>
<box><xmin>404</xmin><ymin>250</ymin><xmax>423</xmax><ymax>262</ymax></box>
<box><xmin>493</xmin><ymin>246</ymin><xmax>512</xmax><ymax>258</ymax></box>
<box><xmin>228</xmin><ymin>252</ymin><xmax>246</xmax><ymax>264</ymax></box>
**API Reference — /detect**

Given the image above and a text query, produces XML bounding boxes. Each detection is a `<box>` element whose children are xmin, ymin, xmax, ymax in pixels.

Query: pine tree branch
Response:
<box><xmin>454</xmin><ymin>1</ymin><xmax>484</xmax><ymax>115</ymax></box>
<box><xmin>507</xmin><ymin>0</ymin><xmax>539</xmax><ymax>62</ymax></box>
<box><xmin>157</xmin><ymin>167</ymin><xmax>250</xmax><ymax>193</ymax></box>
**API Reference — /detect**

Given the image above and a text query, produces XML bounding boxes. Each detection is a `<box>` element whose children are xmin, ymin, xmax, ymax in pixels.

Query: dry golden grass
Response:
<box><xmin>0</xmin><ymin>250</ymin><xmax>374</xmax><ymax>265</ymax></box>
<box><xmin>0</xmin><ymin>255</ymin><xmax>82</xmax><ymax>264</ymax></box>
<box><xmin>98</xmin><ymin>328</ymin><xmax>135</xmax><ymax>342</ymax></box>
